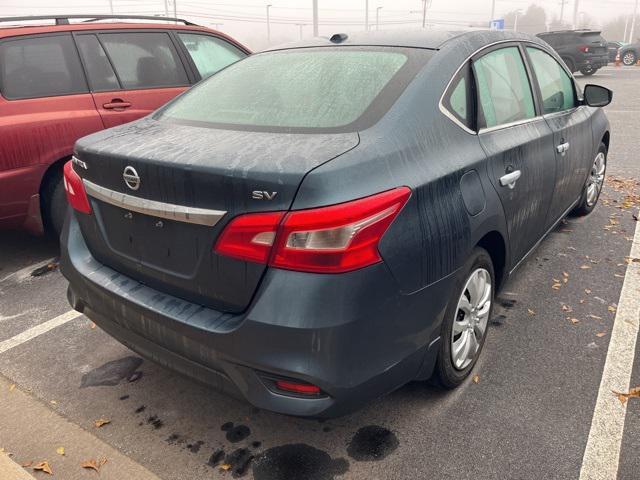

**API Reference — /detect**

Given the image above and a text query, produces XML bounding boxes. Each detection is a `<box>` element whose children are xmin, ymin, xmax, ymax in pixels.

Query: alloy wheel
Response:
<box><xmin>623</xmin><ymin>52</ymin><xmax>636</xmax><ymax>66</ymax></box>
<box><xmin>451</xmin><ymin>268</ymin><xmax>492</xmax><ymax>370</ymax></box>
<box><xmin>586</xmin><ymin>152</ymin><xmax>606</xmax><ymax>207</ymax></box>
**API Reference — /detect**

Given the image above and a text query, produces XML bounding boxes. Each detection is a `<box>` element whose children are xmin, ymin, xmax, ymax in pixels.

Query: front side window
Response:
<box><xmin>177</xmin><ymin>33</ymin><xmax>245</xmax><ymax>79</ymax></box>
<box><xmin>0</xmin><ymin>34</ymin><xmax>87</xmax><ymax>100</ymax></box>
<box><xmin>159</xmin><ymin>47</ymin><xmax>422</xmax><ymax>132</ymax></box>
<box><xmin>473</xmin><ymin>47</ymin><xmax>536</xmax><ymax>129</ymax></box>
<box><xmin>526</xmin><ymin>47</ymin><xmax>576</xmax><ymax>114</ymax></box>
<box><xmin>99</xmin><ymin>32</ymin><xmax>189</xmax><ymax>89</ymax></box>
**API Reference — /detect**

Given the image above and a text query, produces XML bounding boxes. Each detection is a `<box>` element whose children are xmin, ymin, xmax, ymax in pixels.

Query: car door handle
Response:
<box><xmin>557</xmin><ymin>142</ymin><xmax>570</xmax><ymax>155</ymax></box>
<box><xmin>499</xmin><ymin>170</ymin><xmax>522</xmax><ymax>189</ymax></box>
<box><xmin>103</xmin><ymin>99</ymin><xmax>132</xmax><ymax>110</ymax></box>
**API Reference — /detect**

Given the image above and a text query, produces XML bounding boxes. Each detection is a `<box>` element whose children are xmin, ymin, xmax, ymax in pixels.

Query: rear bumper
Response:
<box><xmin>61</xmin><ymin>213</ymin><xmax>450</xmax><ymax>417</ymax></box>
<box><xmin>579</xmin><ymin>55</ymin><xmax>608</xmax><ymax>70</ymax></box>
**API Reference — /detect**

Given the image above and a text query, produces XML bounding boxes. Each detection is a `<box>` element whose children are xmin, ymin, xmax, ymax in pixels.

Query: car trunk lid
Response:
<box><xmin>73</xmin><ymin>118</ymin><xmax>359</xmax><ymax>312</ymax></box>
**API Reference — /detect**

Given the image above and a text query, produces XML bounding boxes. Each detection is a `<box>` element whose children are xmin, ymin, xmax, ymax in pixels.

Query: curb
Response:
<box><xmin>0</xmin><ymin>451</ymin><xmax>37</xmax><ymax>480</ymax></box>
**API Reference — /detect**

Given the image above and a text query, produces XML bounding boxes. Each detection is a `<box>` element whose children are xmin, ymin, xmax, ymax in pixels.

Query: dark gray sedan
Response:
<box><xmin>60</xmin><ymin>29</ymin><xmax>612</xmax><ymax>417</ymax></box>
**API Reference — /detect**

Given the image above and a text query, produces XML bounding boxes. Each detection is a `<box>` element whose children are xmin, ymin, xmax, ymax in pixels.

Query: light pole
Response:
<box><xmin>365</xmin><ymin>0</ymin><xmax>369</xmax><ymax>31</ymax></box>
<box><xmin>559</xmin><ymin>0</ymin><xmax>568</xmax><ymax>24</ymax></box>
<box><xmin>212</xmin><ymin>23</ymin><xmax>223</xmax><ymax>30</ymax></box>
<box><xmin>108</xmin><ymin>0</ymin><xmax>114</xmax><ymax>14</ymax></box>
<box><xmin>266</xmin><ymin>4</ymin><xmax>272</xmax><ymax>44</ymax></box>
<box><xmin>421</xmin><ymin>0</ymin><xmax>427</xmax><ymax>28</ymax></box>
<box><xmin>490</xmin><ymin>0</ymin><xmax>496</xmax><ymax>23</ymax></box>
<box><xmin>513</xmin><ymin>9</ymin><xmax>522</xmax><ymax>31</ymax></box>
<box><xmin>295</xmin><ymin>23</ymin><xmax>306</xmax><ymax>39</ymax></box>
<box><xmin>572</xmin><ymin>0</ymin><xmax>580</xmax><ymax>29</ymax></box>
<box><xmin>630</xmin><ymin>0</ymin><xmax>639</xmax><ymax>43</ymax></box>
<box><xmin>164</xmin><ymin>0</ymin><xmax>169</xmax><ymax>17</ymax></box>
<box><xmin>376</xmin><ymin>6</ymin><xmax>382</xmax><ymax>30</ymax></box>
<box><xmin>624</xmin><ymin>15</ymin><xmax>629</xmax><ymax>43</ymax></box>
<box><xmin>312</xmin><ymin>0</ymin><xmax>318</xmax><ymax>36</ymax></box>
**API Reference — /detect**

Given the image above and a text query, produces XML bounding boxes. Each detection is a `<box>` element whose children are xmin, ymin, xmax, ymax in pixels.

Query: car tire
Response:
<box><xmin>580</xmin><ymin>66</ymin><xmax>598</xmax><ymax>76</ymax></box>
<box><xmin>42</xmin><ymin>173</ymin><xmax>67</xmax><ymax>239</ymax></box>
<box><xmin>562</xmin><ymin>57</ymin><xmax>576</xmax><ymax>73</ymax></box>
<box><xmin>572</xmin><ymin>143</ymin><xmax>607</xmax><ymax>217</ymax></box>
<box><xmin>434</xmin><ymin>247</ymin><xmax>494</xmax><ymax>389</ymax></box>
<box><xmin>622</xmin><ymin>50</ymin><xmax>637</xmax><ymax>66</ymax></box>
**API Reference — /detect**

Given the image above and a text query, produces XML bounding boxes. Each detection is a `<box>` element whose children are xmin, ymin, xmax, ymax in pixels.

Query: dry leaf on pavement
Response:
<box><xmin>94</xmin><ymin>418</ymin><xmax>110</xmax><ymax>428</ymax></box>
<box><xmin>570</xmin><ymin>318</ymin><xmax>580</xmax><ymax>325</ymax></box>
<box><xmin>220</xmin><ymin>463</ymin><xmax>232</xmax><ymax>471</ymax></box>
<box><xmin>472</xmin><ymin>374</ymin><xmax>480</xmax><ymax>384</ymax></box>
<box><xmin>527</xmin><ymin>308</ymin><xmax>535</xmax><ymax>315</ymax></box>
<box><xmin>612</xmin><ymin>386</ymin><xmax>640</xmax><ymax>405</ymax></box>
<box><xmin>9</xmin><ymin>384</ymin><xmax>15</xmax><ymax>392</ymax></box>
<box><xmin>21</xmin><ymin>461</ymin><xmax>33</xmax><ymax>468</ymax></box>
<box><xmin>608</xmin><ymin>306</ymin><xmax>617</xmax><ymax>313</ymax></box>
<box><xmin>56</xmin><ymin>447</ymin><xmax>65</xmax><ymax>456</ymax></box>
<box><xmin>33</xmin><ymin>461</ymin><xmax>53</xmax><ymax>475</ymax></box>
<box><xmin>80</xmin><ymin>457</ymin><xmax>107</xmax><ymax>472</ymax></box>
<box><xmin>596</xmin><ymin>332</ymin><xmax>607</xmax><ymax>338</ymax></box>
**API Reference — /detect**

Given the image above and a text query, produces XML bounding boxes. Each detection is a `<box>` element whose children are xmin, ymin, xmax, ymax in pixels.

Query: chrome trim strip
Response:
<box><xmin>478</xmin><ymin>115</ymin><xmax>545</xmax><ymax>135</ymax></box>
<box><xmin>83</xmin><ymin>180</ymin><xmax>227</xmax><ymax>227</ymax></box>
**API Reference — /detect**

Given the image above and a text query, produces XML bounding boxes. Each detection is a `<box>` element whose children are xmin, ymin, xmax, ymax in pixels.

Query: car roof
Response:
<box><xmin>263</xmin><ymin>28</ymin><xmax>545</xmax><ymax>52</ymax></box>
<box><xmin>538</xmin><ymin>29</ymin><xmax>602</xmax><ymax>36</ymax></box>
<box><xmin>0</xmin><ymin>18</ymin><xmax>250</xmax><ymax>51</ymax></box>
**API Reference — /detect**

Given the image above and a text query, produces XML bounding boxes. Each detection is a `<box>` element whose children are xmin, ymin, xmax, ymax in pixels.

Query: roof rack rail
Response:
<box><xmin>0</xmin><ymin>14</ymin><xmax>198</xmax><ymax>26</ymax></box>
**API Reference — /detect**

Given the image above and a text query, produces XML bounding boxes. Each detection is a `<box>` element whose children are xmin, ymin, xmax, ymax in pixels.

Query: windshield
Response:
<box><xmin>158</xmin><ymin>46</ymin><xmax>430</xmax><ymax>133</ymax></box>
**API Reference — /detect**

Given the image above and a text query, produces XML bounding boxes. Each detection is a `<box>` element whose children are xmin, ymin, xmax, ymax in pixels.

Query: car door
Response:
<box><xmin>74</xmin><ymin>31</ymin><xmax>191</xmax><ymax>128</ymax></box>
<box><xmin>524</xmin><ymin>46</ymin><xmax>592</xmax><ymax>226</ymax></box>
<box><xmin>0</xmin><ymin>33</ymin><xmax>103</xmax><ymax>231</ymax></box>
<box><xmin>173</xmin><ymin>31</ymin><xmax>247</xmax><ymax>81</ymax></box>
<box><xmin>473</xmin><ymin>44</ymin><xmax>557</xmax><ymax>264</ymax></box>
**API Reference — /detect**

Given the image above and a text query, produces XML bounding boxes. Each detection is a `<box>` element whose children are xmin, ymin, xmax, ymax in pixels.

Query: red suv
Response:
<box><xmin>0</xmin><ymin>15</ymin><xmax>249</xmax><ymax>236</ymax></box>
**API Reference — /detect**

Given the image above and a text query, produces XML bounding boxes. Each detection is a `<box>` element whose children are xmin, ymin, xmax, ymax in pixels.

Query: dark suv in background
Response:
<box><xmin>537</xmin><ymin>30</ymin><xmax>608</xmax><ymax>76</ymax></box>
<box><xmin>0</xmin><ymin>15</ymin><xmax>249</xmax><ymax>237</ymax></box>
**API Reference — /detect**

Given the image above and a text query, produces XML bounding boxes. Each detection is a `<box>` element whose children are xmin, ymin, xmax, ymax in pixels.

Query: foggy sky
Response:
<box><xmin>1</xmin><ymin>0</ymin><xmax>636</xmax><ymax>49</ymax></box>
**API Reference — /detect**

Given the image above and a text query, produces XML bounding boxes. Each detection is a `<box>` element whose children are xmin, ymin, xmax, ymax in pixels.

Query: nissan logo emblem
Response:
<box><xmin>123</xmin><ymin>166</ymin><xmax>140</xmax><ymax>191</ymax></box>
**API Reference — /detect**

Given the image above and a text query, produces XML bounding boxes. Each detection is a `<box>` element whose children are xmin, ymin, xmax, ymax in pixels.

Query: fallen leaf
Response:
<box><xmin>562</xmin><ymin>271</ymin><xmax>569</xmax><ymax>278</ymax></box>
<box><xmin>527</xmin><ymin>308</ymin><xmax>535</xmax><ymax>315</ymax></box>
<box><xmin>615</xmin><ymin>274</ymin><xmax>624</xmax><ymax>278</ymax></box>
<box><xmin>585</xmin><ymin>288</ymin><xmax>592</xmax><ymax>294</ymax></box>
<box><xmin>80</xmin><ymin>457</ymin><xmax>107</xmax><ymax>472</ymax></box>
<box><xmin>33</xmin><ymin>461</ymin><xmax>53</xmax><ymax>475</ymax></box>
<box><xmin>94</xmin><ymin>418</ymin><xmax>110</xmax><ymax>428</ymax></box>
<box><xmin>596</xmin><ymin>332</ymin><xmax>607</xmax><ymax>337</ymax></box>
<box><xmin>56</xmin><ymin>447</ymin><xmax>65</xmax><ymax>456</ymax></box>
<box><xmin>612</xmin><ymin>386</ymin><xmax>640</xmax><ymax>405</ymax></box>
<box><xmin>21</xmin><ymin>461</ymin><xmax>33</xmax><ymax>468</ymax></box>
<box><xmin>552</xmin><ymin>283</ymin><xmax>562</xmax><ymax>290</ymax></box>
<box><xmin>472</xmin><ymin>374</ymin><xmax>480</xmax><ymax>384</ymax></box>
<box><xmin>608</xmin><ymin>306</ymin><xmax>617</xmax><ymax>313</ymax></box>
<box><xmin>90</xmin><ymin>322</ymin><xmax>96</xmax><ymax>329</ymax></box>
<box><xmin>589</xmin><ymin>314</ymin><xmax>603</xmax><ymax>320</ymax></box>
<box><xmin>50</xmin><ymin>400</ymin><xmax>57</xmax><ymax>405</ymax></box>
<box><xmin>570</xmin><ymin>318</ymin><xmax>580</xmax><ymax>325</ymax></box>
<box><xmin>561</xmin><ymin>304</ymin><xmax>573</xmax><ymax>312</ymax></box>
<box><xmin>220</xmin><ymin>463</ymin><xmax>232</xmax><ymax>471</ymax></box>
<box><xmin>9</xmin><ymin>384</ymin><xmax>15</xmax><ymax>392</ymax></box>
<box><xmin>580</xmin><ymin>265</ymin><xmax>592</xmax><ymax>270</ymax></box>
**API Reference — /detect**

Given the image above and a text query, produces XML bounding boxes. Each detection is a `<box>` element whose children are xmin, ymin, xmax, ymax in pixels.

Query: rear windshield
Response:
<box><xmin>157</xmin><ymin>46</ymin><xmax>431</xmax><ymax>133</ymax></box>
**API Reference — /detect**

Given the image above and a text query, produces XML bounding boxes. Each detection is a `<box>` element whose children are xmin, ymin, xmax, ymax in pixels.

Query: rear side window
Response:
<box><xmin>526</xmin><ymin>47</ymin><xmax>576</xmax><ymax>114</ymax></box>
<box><xmin>99</xmin><ymin>32</ymin><xmax>189</xmax><ymax>89</ymax></box>
<box><xmin>0</xmin><ymin>34</ymin><xmax>88</xmax><ymax>100</ymax></box>
<box><xmin>75</xmin><ymin>34</ymin><xmax>120</xmax><ymax>92</ymax></box>
<box><xmin>443</xmin><ymin>63</ymin><xmax>474</xmax><ymax>130</ymax></box>
<box><xmin>176</xmin><ymin>33</ymin><xmax>245</xmax><ymax>79</ymax></box>
<box><xmin>473</xmin><ymin>47</ymin><xmax>536</xmax><ymax>129</ymax></box>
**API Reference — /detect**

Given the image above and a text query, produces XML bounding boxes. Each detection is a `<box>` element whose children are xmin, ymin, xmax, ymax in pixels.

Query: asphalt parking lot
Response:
<box><xmin>1</xmin><ymin>66</ymin><xmax>639</xmax><ymax>480</ymax></box>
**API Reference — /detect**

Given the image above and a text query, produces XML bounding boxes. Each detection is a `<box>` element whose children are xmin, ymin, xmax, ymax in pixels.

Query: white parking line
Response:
<box><xmin>579</xmin><ymin>218</ymin><xmax>640</xmax><ymax>480</ymax></box>
<box><xmin>0</xmin><ymin>310</ymin><xmax>82</xmax><ymax>355</ymax></box>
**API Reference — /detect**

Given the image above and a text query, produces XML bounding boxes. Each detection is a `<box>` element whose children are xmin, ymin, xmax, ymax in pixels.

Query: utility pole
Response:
<box><xmin>312</xmin><ymin>0</ymin><xmax>318</xmax><ymax>36</ymax></box>
<box><xmin>108</xmin><ymin>0</ymin><xmax>114</xmax><ymax>14</ymax></box>
<box><xmin>422</xmin><ymin>0</ymin><xmax>427</xmax><ymax>28</ymax></box>
<box><xmin>572</xmin><ymin>0</ymin><xmax>579</xmax><ymax>29</ymax></box>
<box><xmin>296</xmin><ymin>23</ymin><xmax>305</xmax><ymax>39</ymax></box>
<box><xmin>559</xmin><ymin>0</ymin><xmax>568</xmax><ymax>25</ymax></box>
<box><xmin>376</xmin><ymin>6</ymin><xmax>382</xmax><ymax>30</ymax></box>
<box><xmin>624</xmin><ymin>15</ymin><xmax>629</xmax><ymax>43</ymax></box>
<box><xmin>490</xmin><ymin>0</ymin><xmax>496</xmax><ymax>23</ymax></box>
<box><xmin>266</xmin><ymin>4</ymin><xmax>272</xmax><ymax>44</ymax></box>
<box><xmin>164</xmin><ymin>0</ymin><xmax>169</xmax><ymax>17</ymax></box>
<box><xmin>514</xmin><ymin>10</ymin><xmax>521</xmax><ymax>31</ymax></box>
<box><xmin>365</xmin><ymin>0</ymin><xmax>369</xmax><ymax>31</ymax></box>
<box><xmin>630</xmin><ymin>0</ymin><xmax>639</xmax><ymax>43</ymax></box>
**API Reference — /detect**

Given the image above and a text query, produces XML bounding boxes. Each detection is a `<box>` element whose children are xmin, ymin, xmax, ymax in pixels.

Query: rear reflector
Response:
<box><xmin>275</xmin><ymin>380</ymin><xmax>321</xmax><ymax>395</ymax></box>
<box><xmin>63</xmin><ymin>160</ymin><xmax>92</xmax><ymax>214</ymax></box>
<box><xmin>214</xmin><ymin>187</ymin><xmax>411</xmax><ymax>273</ymax></box>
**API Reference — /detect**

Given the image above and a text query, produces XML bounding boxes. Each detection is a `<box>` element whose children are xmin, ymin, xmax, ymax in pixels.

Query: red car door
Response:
<box><xmin>74</xmin><ymin>31</ymin><xmax>190</xmax><ymax>128</ymax></box>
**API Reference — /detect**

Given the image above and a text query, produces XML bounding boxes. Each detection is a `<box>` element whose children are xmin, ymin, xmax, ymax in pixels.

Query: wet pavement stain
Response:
<box><xmin>251</xmin><ymin>441</ymin><xmax>262</xmax><ymax>449</ymax></box>
<box><xmin>226</xmin><ymin>448</ymin><xmax>254</xmax><ymax>478</ymax></box>
<box><xmin>253</xmin><ymin>444</ymin><xmax>348</xmax><ymax>480</ymax></box>
<box><xmin>221</xmin><ymin>421</ymin><xmax>234</xmax><ymax>431</ymax></box>
<box><xmin>207</xmin><ymin>449</ymin><xmax>226</xmax><ymax>468</ymax></box>
<box><xmin>347</xmin><ymin>425</ymin><xmax>399</xmax><ymax>461</ymax></box>
<box><xmin>119</xmin><ymin>394</ymin><xmax>130</xmax><ymax>400</ymax></box>
<box><xmin>498</xmin><ymin>299</ymin><xmax>517</xmax><ymax>309</ymax></box>
<box><xmin>491</xmin><ymin>314</ymin><xmax>507</xmax><ymax>326</ymax></box>
<box><xmin>187</xmin><ymin>440</ymin><xmax>204</xmax><ymax>453</ymax></box>
<box><xmin>147</xmin><ymin>415</ymin><xmax>164</xmax><ymax>429</ymax></box>
<box><xmin>166</xmin><ymin>434</ymin><xmax>181</xmax><ymax>444</ymax></box>
<box><xmin>226</xmin><ymin>425</ymin><xmax>251</xmax><ymax>443</ymax></box>
<box><xmin>80</xmin><ymin>356</ymin><xmax>143</xmax><ymax>388</ymax></box>
<box><xmin>135</xmin><ymin>405</ymin><xmax>146</xmax><ymax>414</ymax></box>
<box><xmin>127</xmin><ymin>371</ymin><xmax>143</xmax><ymax>383</ymax></box>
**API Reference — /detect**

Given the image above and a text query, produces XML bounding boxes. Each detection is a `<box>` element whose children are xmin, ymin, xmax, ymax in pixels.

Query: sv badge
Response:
<box><xmin>252</xmin><ymin>191</ymin><xmax>278</xmax><ymax>200</ymax></box>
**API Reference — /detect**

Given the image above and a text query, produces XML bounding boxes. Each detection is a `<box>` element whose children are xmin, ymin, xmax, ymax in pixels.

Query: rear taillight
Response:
<box><xmin>213</xmin><ymin>187</ymin><xmax>411</xmax><ymax>273</ymax></box>
<box><xmin>275</xmin><ymin>380</ymin><xmax>321</xmax><ymax>395</ymax></box>
<box><xmin>579</xmin><ymin>45</ymin><xmax>590</xmax><ymax>53</ymax></box>
<box><xmin>63</xmin><ymin>160</ymin><xmax>91</xmax><ymax>214</ymax></box>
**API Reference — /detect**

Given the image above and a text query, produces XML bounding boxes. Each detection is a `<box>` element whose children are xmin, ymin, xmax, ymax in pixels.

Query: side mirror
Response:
<box><xmin>583</xmin><ymin>84</ymin><xmax>613</xmax><ymax>107</ymax></box>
